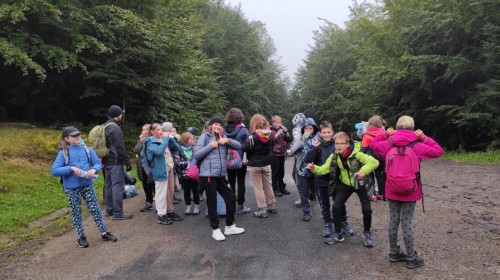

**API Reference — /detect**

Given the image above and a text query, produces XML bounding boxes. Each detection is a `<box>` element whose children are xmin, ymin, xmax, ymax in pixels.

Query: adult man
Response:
<box><xmin>103</xmin><ymin>105</ymin><xmax>133</xmax><ymax>220</ymax></box>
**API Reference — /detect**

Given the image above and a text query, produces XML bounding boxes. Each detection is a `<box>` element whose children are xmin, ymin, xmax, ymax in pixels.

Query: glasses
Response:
<box><xmin>335</xmin><ymin>142</ymin><xmax>347</xmax><ymax>146</ymax></box>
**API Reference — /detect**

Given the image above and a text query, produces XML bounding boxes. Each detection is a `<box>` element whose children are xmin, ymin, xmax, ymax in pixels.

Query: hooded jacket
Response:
<box><xmin>295</xmin><ymin>118</ymin><xmax>320</xmax><ymax>177</ymax></box>
<box><xmin>242</xmin><ymin>130</ymin><xmax>274</xmax><ymax>167</ymax></box>
<box><xmin>369</xmin><ymin>129</ymin><xmax>443</xmax><ymax>202</ymax></box>
<box><xmin>193</xmin><ymin>132</ymin><xmax>242</xmax><ymax>177</ymax></box>
<box><xmin>224</xmin><ymin>123</ymin><xmax>249</xmax><ymax>159</ymax></box>
<box><xmin>51</xmin><ymin>144</ymin><xmax>102</xmax><ymax>189</ymax></box>
<box><xmin>289</xmin><ymin>113</ymin><xmax>306</xmax><ymax>154</ymax></box>
<box><xmin>304</xmin><ymin>139</ymin><xmax>335</xmax><ymax>186</ymax></box>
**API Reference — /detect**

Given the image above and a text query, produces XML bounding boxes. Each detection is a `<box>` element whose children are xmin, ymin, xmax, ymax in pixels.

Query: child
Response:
<box><xmin>369</xmin><ymin>116</ymin><xmax>443</xmax><ymax>269</ymax></box>
<box><xmin>242</xmin><ymin>114</ymin><xmax>277</xmax><ymax>218</ymax></box>
<box><xmin>133</xmin><ymin>124</ymin><xmax>155</xmax><ymax>212</ymax></box>
<box><xmin>361</xmin><ymin>115</ymin><xmax>387</xmax><ymax>201</ymax></box>
<box><xmin>270</xmin><ymin>115</ymin><xmax>293</xmax><ymax>196</ymax></box>
<box><xmin>287</xmin><ymin>113</ymin><xmax>306</xmax><ymax>207</ymax></box>
<box><xmin>50</xmin><ymin>126</ymin><xmax>117</xmax><ymax>248</ymax></box>
<box><xmin>308</xmin><ymin>132</ymin><xmax>379</xmax><ymax>247</ymax></box>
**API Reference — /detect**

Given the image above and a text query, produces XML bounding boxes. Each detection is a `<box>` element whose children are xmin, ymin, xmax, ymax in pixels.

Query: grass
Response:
<box><xmin>442</xmin><ymin>150</ymin><xmax>500</xmax><ymax>164</ymax></box>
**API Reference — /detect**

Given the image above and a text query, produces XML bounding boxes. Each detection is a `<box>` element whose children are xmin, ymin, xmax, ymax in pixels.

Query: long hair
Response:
<box><xmin>225</xmin><ymin>107</ymin><xmax>245</xmax><ymax>124</ymax></box>
<box><xmin>249</xmin><ymin>114</ymin><xmax>270</xmax><ymax>133</ymax></box>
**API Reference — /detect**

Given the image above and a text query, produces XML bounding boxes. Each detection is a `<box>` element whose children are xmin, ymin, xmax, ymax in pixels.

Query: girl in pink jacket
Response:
<box><xmin>369</xmin><ymin>116</ymin><xmax>443</xmax><ymax>269</ymax></box>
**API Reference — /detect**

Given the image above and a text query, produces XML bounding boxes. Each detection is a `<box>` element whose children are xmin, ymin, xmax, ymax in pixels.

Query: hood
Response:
<box><xmin>224</xmin><ymin>125</ymin><xmax>241</xmax><ymax>138</ymax></box>
<box><xmin>292</xmin><ymin>113</ymin><xmax>306</xmax><ymax>128</ymax></box>
<box><xmin>390</xmin><ymin>130</ymin><xmax>418</xmax><ymax>147</ymax></box>
<box><xmin>301</xmin><ymin>118</ymin><xmax>319</xmax><ymax>135</ymax></box>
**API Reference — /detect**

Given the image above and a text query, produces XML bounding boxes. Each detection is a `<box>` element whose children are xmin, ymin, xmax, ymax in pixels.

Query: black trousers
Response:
<box><xmin>271</xmin><ymin>156</ymin><xmax>286</xmax><ymax>189</ymax></box>
<box><xmin>180</xmin><ymin>178</ymin><xmax>200</xmax><ymax>205</ymax></box>
<box><xmin>200</xmin><ymin>177</ymin><xmax>236</xmax><ymax>229</ymax></box>
<box><xmin>332</xmin><ymin>183</ymin><xmax>372</xmax><ymax>233</ymax></box>
<box><xmin>227</xmin><ymin>166</ymin><xmax>247</xmax><ymax>205</ymax></box>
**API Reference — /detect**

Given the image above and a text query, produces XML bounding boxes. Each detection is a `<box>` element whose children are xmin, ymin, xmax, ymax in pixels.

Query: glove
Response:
<box><xmin>125</xmin><ymin>162</ymin><xmax>132</xmax><ymax>172</ymax></box>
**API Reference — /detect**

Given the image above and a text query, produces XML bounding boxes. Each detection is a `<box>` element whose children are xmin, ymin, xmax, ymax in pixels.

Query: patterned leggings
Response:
<box><xmin>64</xmin><ymin>185</ymin><xmax>107</xmax><ymax>238</ymax></box>
<box><xmin>388</xmin><ymin>200</ymin><xmax>416</xmax><ymax>257</ymax></box>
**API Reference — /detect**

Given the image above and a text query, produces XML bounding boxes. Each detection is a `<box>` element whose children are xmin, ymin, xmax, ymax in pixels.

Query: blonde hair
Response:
<box><xmin>272</xmin><ymin>115</ymin><xmax>282</xmax><ymax>123</ymax></box>
<box><xmin>249</xmin><ymin>114</ymin><xmax>270</xmax><ymax>132</ymax></box>
<box><xmin>179</xmin><ymin>132</ymin><xmax>193</xmax><ymax>146</ymax></box>
<box><xmin>333</xmin><ymin>131</ymin><xmax>349</xmax><ymax>142</ymax></box>
<box><xmin>367</xmin><ymin>115</ymin><xmax>387</xmax><ymax>129</ymax></box>
<box><xmin>396</xmin><ymin>116</ymin><xmax>415</xmax><ymax>130</ymax></box>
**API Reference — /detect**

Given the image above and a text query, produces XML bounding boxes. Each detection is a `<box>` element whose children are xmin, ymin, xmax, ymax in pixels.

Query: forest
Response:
<box><xmin>0</xmin><ymin>0</ymin><xmax>498</xmax><ymax>151</ymax></box>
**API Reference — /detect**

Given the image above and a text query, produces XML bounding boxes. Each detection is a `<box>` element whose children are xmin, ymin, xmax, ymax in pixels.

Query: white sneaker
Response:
<box><xmin>224</xmin><ymin>224</ymin><xmax>245</xmax><ymax>235</ymax></box>
<box><xmin>192</xmin><ymin>204</ymin><xmax>200</xmax><ymax>215</ymax></box>
<box><xmin>185</xmin><ymin>204</ymin><xmax>192</xmax><ymax>215</ymax></box>
<box><xmin>212</xmin><ymin>229</ymin><xmax>226</xmax><ymax>241</ymax></box>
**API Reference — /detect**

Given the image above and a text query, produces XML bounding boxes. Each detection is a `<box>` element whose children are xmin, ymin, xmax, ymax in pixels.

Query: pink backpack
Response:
<box><xmin>385</xmin><ymin>140</ymin><xmax>420</xmax><ymax>195</ymax></box>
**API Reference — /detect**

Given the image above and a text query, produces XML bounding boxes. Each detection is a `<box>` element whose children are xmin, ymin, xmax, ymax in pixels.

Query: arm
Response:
<box><xmin>414</xmin><ymin>136</ymin><xmax>444</xmax><ymax>159</ymax></box>
<box><xmin>50</xmin><ymin>150</ymin><xmax>72</xmax><ymax>176</ymax></box>
<box><xmin>173</xmin><ymin>151</ymin><xmax>189</xmax><ymax>170</ymax></box>
<box><xmin>193</xmin><ymin>134</ymin><xmax>214</xmax><ymax>161</ymax></box>
<box><xmin>133</xmin><ymin>139</ymin><xmax>143</xmax><ymax>155</ymax></box>
<box><xmin>109</xmin><ymin>125</ymin><xmax>131</xmax><ymax>164</ymax></box>
<box><xmin>289</xmin><ymin>129</ymin><xmax>304</xmax><ymax>153</ymax></box>
<box><xmin>147</xmin><ymin>137</ymin><xmax>169</xmax><ymax>156</ymax></box>
<box><xmin>368</xmin><ymin>133</ymin><xmax>391</xmax><ymax>159</ymax></box>
<box><xmin>356</xmin><ymin>152</ymin><xmax>379</xmax><ymax>176</ymax></box>
<box><xmin>227</xmin><ymin>138</ymin><xmax>242</xmax><ymax>150</ymax></box>
<box><xmin>88</xmin><ymin>148</ymin><xmax>102</xmax><ymax>173</ymax></box>
<box><xmin>304</xmin><ymin>146</ymin><xmax>320</xmax><ymax>163</ymax></box>
<box><xmin>310</xmin><ymin>154</ymin><xmax>334</xmax><ymax>176</ymax></box>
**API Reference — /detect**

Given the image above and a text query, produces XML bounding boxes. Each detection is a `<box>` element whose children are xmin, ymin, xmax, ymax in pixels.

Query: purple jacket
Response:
<box><xmin>369</xmin><ymin>130</ymin><xmax>444</xmax><ymax>202</ymax></box>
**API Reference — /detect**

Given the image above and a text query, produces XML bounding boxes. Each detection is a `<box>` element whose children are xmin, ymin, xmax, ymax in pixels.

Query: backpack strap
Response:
<box><xmin>63</xmin><ymin>145</ymin><xmax>91</xmax><ymax>167</ymax></box>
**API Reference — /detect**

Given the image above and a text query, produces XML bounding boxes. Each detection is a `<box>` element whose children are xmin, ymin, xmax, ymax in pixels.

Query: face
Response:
<box><xmin>187</xmin><ymin>136</ymin><xmax>194</xmax><ymax>147</ymax></box>
<box><xmin>320</xmin><ymin>127</ymin><xmax>333</xmax><ymax>141</ymax></box>
<box><xmin>211</xmin><ymin>123</ymin><xmax>223</xmax><ymax>134</ymax></box>
<box><xmin>65</xmin><ymin>134</ymin><xmax>81</xmax><ymax>146</ymax></box>
<box><xmin>272</xmin><ymin>121</ymin><xmax>281</xmax><ymax>127</ymax></box>
<box><xmin>141</xmin><ymin>126</ymin><xmax>150</xmax><ymax>137</ymax></box>
<box><xmin>170</xmin><ymin>127</ymin><xmax>177</xmax><ymax>134</ymax></box>
<box><xmin>153</xmin><ymin>126</ymin><xmax>163</xmax><ymax>138</ymax></box>
<box><xmin>334</xmin><ymin>136</ymin><xmax>349</xmax><ymax>154</ymax></box>
<box><xmin>303</xmin><ymin>125</ymin><xmax>314</xmax><ymax>135</ymax></box>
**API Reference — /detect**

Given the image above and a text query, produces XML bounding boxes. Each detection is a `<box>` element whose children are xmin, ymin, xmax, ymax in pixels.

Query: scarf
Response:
<box><xmin>256</xmin><ymin>129</ymin><xmax>271</xmax><ymax>142</ymax></box>
<box><xmin>181</xmin><ymin>145</ymin><xmax>192</xmax><ymax>161</ymax></box>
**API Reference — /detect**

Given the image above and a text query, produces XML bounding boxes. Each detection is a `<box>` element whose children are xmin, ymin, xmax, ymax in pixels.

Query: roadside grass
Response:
<box><xmin>442</xmin><ymin>150</ymin><xmax>500</xmax><ymax>164</ymax></box>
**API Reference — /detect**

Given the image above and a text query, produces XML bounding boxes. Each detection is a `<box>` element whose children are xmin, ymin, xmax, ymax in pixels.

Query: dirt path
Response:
<box><xmin>1</xmin><ymin>158</ymin><xmax>499</xmax><ymax>279</ymax></box>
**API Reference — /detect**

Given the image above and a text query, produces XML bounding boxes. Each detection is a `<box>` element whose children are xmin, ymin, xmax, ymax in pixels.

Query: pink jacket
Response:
<box><xmin>369</xmin><ymin>130</ymin><xmax>444</xmax><ymax>201</ymax></box>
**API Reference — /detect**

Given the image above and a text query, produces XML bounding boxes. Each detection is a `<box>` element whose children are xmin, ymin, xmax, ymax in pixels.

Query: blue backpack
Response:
<box><xmin>140</xmin><ymin>139</ymin><xmax>153</xmax><ymax>175</ymax></box>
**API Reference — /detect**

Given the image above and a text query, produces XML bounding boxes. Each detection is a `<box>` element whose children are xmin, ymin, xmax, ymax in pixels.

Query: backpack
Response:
<box><xmin>385</xmin><ymin>140</ymin><xmax>420</xmax><ymax>195</ymax></box>
<box><xmin>88</xmin><ymin>122</ymin><xmax>115</xmax><ymax>158</ymax></box>
<box><xmin>123</xmin><ymin>184</ymin><xmax>139</xmax><ymax>198</ymax></box>
<box><xmin>140</xmin><ymin>139</ymin><xmax>153</xmax><ymax>176</ymax></box>
<box><xmin>60</xmin><ymin>145</ymin><xmax>91</xmax><ymax>185</ymax></box>
<box><xmin>364</xmin><ymin>132</ymin><xmax>385</xmax><ymax>162</ymax></box>
<box><xmin>226</xmin><ymin>149</ymin><xmax>242</xmax><ymax>169</ymax></box>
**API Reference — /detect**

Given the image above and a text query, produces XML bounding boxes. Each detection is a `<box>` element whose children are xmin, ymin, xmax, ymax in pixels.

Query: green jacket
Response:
<box><xmin>311</xmin><ymin>141</ymin><xmax>379</xmax><ymax>187</ymax></box>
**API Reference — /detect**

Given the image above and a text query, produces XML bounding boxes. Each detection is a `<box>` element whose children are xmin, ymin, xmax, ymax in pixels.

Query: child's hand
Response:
<box><xmin>312</xmin><ymin>139</ymin><xmax>320</xmax><ymax>147</ymax></box>
<box><xmin>218</xmin><ymin>137</ymin><xmax>230</xmax><ymax>145</ymax></box>
<box><xmin>356</xmin><ymin>172</ymin><xmax>365</xmax><ymax>180</ymax></box>
<box><xmin>70</xmin><ymin>166</ymin><xmax>82</xmax><ymax>176</ymax></box>
<box><xmin>286</xmin><ymin>149</ymin><xmax>292</xmax><ymax>156</ymax></box>
<box><xmin>85</xmin><ymin>169</ymin><xmax>96</xmax><ymax>179</ymax></box>
<box><xmin>386</xmin><ymin>127</ymin><xmax>395</xmax><ymax>137</ymax></box>
<box><xmin>210</xmin><ymin>140</ymin><xmax>218</xmax><ymax>148</ymax></box>
<box><xmin>414</xmin><ymin>129</ymin><xmax>425</xmax><ymax>140</ymax></box>
<box><xmin>306</xmin><ymin>163</ymin><xmax>315</xmax><ymax>170</ymax></box>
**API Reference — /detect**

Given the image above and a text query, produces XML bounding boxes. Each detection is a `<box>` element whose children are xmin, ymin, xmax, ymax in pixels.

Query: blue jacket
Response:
<box><xmin>146</xmin><ymin>136</ymin><xmax>171</xmax><ymax>181</ymax></box>
<box><xmin>304</xmin><ymin>140</ymin><xmax>336</xmax><ymax>186</ymax></box>
<box><xmin>193</xmin><ymin>132</ymin><xmax>241</xmax><ymax>177</ymax></box>
<box><xmin>224</xmin><ymin>124</ymin><xmax>249</xmax><ymax>159</ymax></box>
<box><xmin>51</xmin><ymin>144</ymin><xmax>102</xmax><ymax>189</ymax></box>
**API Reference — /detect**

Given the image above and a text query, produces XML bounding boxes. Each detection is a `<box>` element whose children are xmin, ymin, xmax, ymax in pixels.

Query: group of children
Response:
<box><xmin>51</xmin><ymin>110</ymin><xmax>443</xmax><ymax>270</ymax></box>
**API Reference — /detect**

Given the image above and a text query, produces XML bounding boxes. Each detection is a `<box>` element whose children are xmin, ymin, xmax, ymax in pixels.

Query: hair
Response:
<box><xmin>225</xmin><ymin>107</ymin><xmax>244</xmax><ymax>124</ymax></box>
<box><xmin>151</xmin><ymin>123</ymin><xmax>162</xmax><ymax>134</ymax></box>
<box><xmin>320</xmin><ymin>121</ymin><xmax>333</xmax><ymax>132</ymax></box>
<box><xmin>142</xmin><ymin>123</ymin><xmax>152</xmax><ymax>135</ymax></box>
<box><xmin>333</xmin><ymin>131</ymin><xmax>349</xmax><ymax>142</ymax></box>
<box><xmin>249</xmin><ymin>114</ymin><xmax>270</xmax><ymax>132</ymax></box>
<box><xmin>272</xmin><ymin>115</ymin><xmax>282</xmax><ymax>123</ymax></box>
<box><xmin>367</xmin><ymin>115</ymin><xmax>387</xmax><ymax>129</ymax></box>
<box><xmin>179</xmin><ymin>132</ymin><xmax>193</xmax><ymax>146</ymax></box>
<box><xmin>204</xmin><ymin>119</ymin><xmax>210</xmax><ymax>131</ymax></box>
<box><xmin>396</xmin><ymin>115</ymin><xmax>415</xmax><ymax>130</ymax></box>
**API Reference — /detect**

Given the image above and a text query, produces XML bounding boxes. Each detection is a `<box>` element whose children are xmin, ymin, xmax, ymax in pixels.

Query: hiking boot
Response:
<box><xmin>77</xmin><ymin>237</ymin><xmax>89</xmax><ymax>248</ymax></box>
<box><xmin>157</xmin><ymin>215</ymin><xmax>172</xmax><ymax>225</ymax></box>
<box><xmin>325</xmin><ymin>232</ymin><xmax>344</xmax><ymax>245</ymax></box>
<box><xmin>309</xmin><ymin>192</ymin><xmax>316</xmax><ymax>201</ymax></box>
<box><xmin>363</xmin><ymin>231</ymin><xmax>374</xmax><ymax>247</ymax></box>
<box><xmin>140</xmin><ymin>202</ymin><xmax>153</xmax><ymax>212</ymax></box>
<box><xmin>101</xmin><ymin>232</ymin><xmax>117</xmax><ymax>242</ymax></box>
<box><xmin>341</xmin><ymin>222</ymin><xmax>354</xmax><ymax>236</ymax></box>
<box><xmin>389</xmin><ymin>246</ymin><xmax>408</xmax><ymax>262</ymax></box>
<box><xmin>279</xmin><ymin>183</ymin><xmax>290</xmax><ymax>195</ymax></box>
<box><xmin>294</xmin><ymin>198</ymin><xmax>302</xmax><ymax>208</ymax></box>
<box><xmin>112</xmin><ymin>213</ymin><xmax>133</xmax><ymax>220</ymax></box>
<box><xmin>406</xmin><ymin>254</ymin><xmax>425</xmax><ymax>269</ymax></box>
<box><xmin>237</xmin><ymin>205</ymin><xmax>251</xmax><ymax>215</ymax></box>
<box><xmin>224</xmin><ymin>224</ymin><xmax>245</xmax><ymax>235</ymax></box>
<box><xmin>212</xmin><ymin>229</ymin><xmax>226</xmax><ymax>241</ymax></box>
<box><xmin>274</xmin><ymin>188</ymin><xmax>283</xmax><ymax>197</ymax></box>
<box><xmin>323</xmin><ymin>223</ymin><xmax>333</xmax><ymax>237</ymax></box>
<box><xmin>253</xmin><ymin>208</ymin><xmax>268</xmax><ymax>218</ymax></box>
<box><xmin>105</xmin><ymin>211</ymin><xmax>113</xmax><ymax>217</ymax></box>
<box><xmin>267</xmin><ymin>203</ymin><xmax>278</xmax><ymax>214</ymax></box>
<box><xmin>303</xmin><ymin>214</ymin><xmax>311</xmax><ymax>222</ymax></box>
<box><xmin>167</xmin><ymin>212</ymin><xmax>183</xmax><ymax>221</ymax></box>
<box><xmin>192</xmin><ymin>204</ymin><xmax>200</xmax><ymax>215</ymax></box>
<box><xmin>185</xmin><ymin>204</ymin><xmax>193</xmax><ymax>215</ymax></box>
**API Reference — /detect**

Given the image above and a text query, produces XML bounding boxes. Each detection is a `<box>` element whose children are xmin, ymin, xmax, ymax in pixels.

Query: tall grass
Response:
<box><xmin>442</xmin><ymin>150</ymin><xmax>500</xmax><ymax>164</ymax></box>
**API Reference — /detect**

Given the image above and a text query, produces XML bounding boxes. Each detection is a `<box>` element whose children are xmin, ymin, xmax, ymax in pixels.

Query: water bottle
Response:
<box><xmin>78</xmin><ymin>171</ymin><xmax>98</xmax><ymax>181</ymax></box>
<box><xmin>354</xmin><ymin>172</ymin><xmax>364</xmax><ymax>190</ymax></box>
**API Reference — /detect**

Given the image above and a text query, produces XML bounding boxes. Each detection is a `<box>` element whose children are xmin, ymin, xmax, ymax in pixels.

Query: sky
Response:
<box><xmin>225</xmin><ymin>0</ymin><xmax>353</xmax><ymax>81</ymax></box>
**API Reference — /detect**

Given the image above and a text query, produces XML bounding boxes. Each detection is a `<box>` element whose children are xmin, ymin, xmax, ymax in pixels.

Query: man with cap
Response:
<box><xmin>103</xmin><ymin>105</ymin><xmax>133</xmax><ymax>220</ymax></box>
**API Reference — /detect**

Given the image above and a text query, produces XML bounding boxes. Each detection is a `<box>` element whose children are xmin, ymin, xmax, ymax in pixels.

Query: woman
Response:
<box><xmin>242</xmin><ymin>114</ymin><xmax>277</xmax><ymax>218</ymax></box>
<box><xmin>369</xmin><ymin>116</ymin><xmax>443</xmax><ymax>269</ymax></box>
<box><xmin>51</xmin><ymin>126</ymin><xmax>117</xmax><ymax>248</ymax></box>
<box><xmin>193</xmin><ymin>115</ymin><xmax>245</xmax><ymax>241</ymax></box>
<box><xmin>134</xmin><ymin>124</ymin><xmax>155</xmax><ymax>212</ymax></box>
<box><xmin>173</xmin><ymin>132</ymin><xmax>200</xmax><ymax>215</ymax></box>
<box><xmin>224</xmin><ymin>108</ymin><xmax>251</xmax><ymax>215</ymax></box>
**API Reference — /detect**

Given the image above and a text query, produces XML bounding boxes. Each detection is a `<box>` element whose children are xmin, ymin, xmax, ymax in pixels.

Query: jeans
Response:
<box><xmin>317</xmin><ymin>184</ymin><xmax>347</xmax><ymax>224</ymax></box>
<box><xmin>297</xmin><ymin>175</ymin><xmax>318</xmax><ymax>214</ymax></box>
<box><xmin>200</xmin><ymin>177</ymin><xmax>236</xmax><ymax>229</ymax></box>
<box><xmin>332</xmin><ymin>183</ymin><xmax>372</xmax><ymax>232</ymax></box>
<box><xmin>104</xmin><ymin>164</ymin><xmax>126</xmax><ymax>216</ymax></box>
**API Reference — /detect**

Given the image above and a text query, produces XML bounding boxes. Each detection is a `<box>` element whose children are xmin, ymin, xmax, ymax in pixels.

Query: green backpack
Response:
<box><xmin>88</xmin><ymin>122</ymin><xmax>114</xmax><ymax>158</ymax></box>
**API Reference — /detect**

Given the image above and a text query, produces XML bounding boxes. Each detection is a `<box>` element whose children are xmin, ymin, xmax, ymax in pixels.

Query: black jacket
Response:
<box><xmin>242</xmin><ymin>133</ymin><xmax>274</xmax><ymax>167</ymax></box>
<box><xmin>102</xmin><ymin>118</ymin><xmax>130</xmax><ymax>166</ymax></box>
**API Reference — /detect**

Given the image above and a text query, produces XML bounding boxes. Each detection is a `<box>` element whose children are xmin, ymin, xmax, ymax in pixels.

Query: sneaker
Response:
<box><xmin>224</xmin><ymin>224</ymin><xmax>245</xmax><ymax>235</ymax></box>
<box><xmin>274</xmin><ymin>189</ymin><xmax>283</xmax><ymax>197</ymax></box>
<box><xmin>105</xmin><ymin>211</ymin><xmax>113</xmax><ymax>217</ymax></box>
<box><xmin>185</xmin><ymin>204</ymin><xmax>193</xmax><ymax>215</ymax></box>
<box><xmin>167</xmin><ymin>212</ymin><xmax>183</xmax><ymax>221</ymax></box>
<box><xmin>157</xmin><ymin>215</ymin><xmax>173</xmax><ymax>225</ymax></box>
<box><xmin>212</xmin><ymin>228</ymin><xmax>226</xmax><ymax>241</ymax></box>
<box><xmin>406</xmin><ymin>254</ymin><xmax>424</xmax><ymax>269</ymax></box>
<box><xmin>173</xmin><ymin>194</ymin><xmax>182</xmax><ymax>201</ymax></box>
<box><xmin>253</xmin><ymin>208</ymin><xmax>268</xmax><ymax>218</ymax></box>
<box><xmin>237</xmin><ymin>205</ymin><xmax>251</xmax><ymax>215</ymax></box>
<box><xmin>341</xmin><ymin>222</ymin><xmax>354</xmax><ymax>236</ymax></box>
<box><xmin>112</xmin><ymin>213</ymin><xmax>133</xmax><ymax>220</ymax></box>
<box><xmin>101</xmin><ymin>232</ymin><xmax>117</xmax><ymax>242</ymax></box>
<box><xmin>325</xmin><ymin>232</ymin><xmax>344</xmax><ymax>245</ymax></box>
<box><xmin>294</xmin><ymin>198</ymin><xmax>301</xmax><ymax>208</ymax></box>
<box><xmin>192</xmin><ymin>204</ymin><xmax>200</xmax><ymax>215</ymax></box>
<box><xmin>363</xmin><ymin>231</ymin><xmax>374</xmax><ymax>247</ymax></box>
<box><xmin>267</xmin><ymin>203</ymin><xmax>278</xmax><ymax>214</ymax></box>
<box><xmin>323</xmin><ymin>223</ymin><xmax>333</xmax><ymax>237</ymax></box>
<box><xmin>303</xmin><ymin>214</ymin><xmax>311</xmax><ymax>222</ymax></box>
<box><xmin>389</xmin><ymin>246</ymin><xmax>408</xmax><ymax>262</ymax></box>
<box><xmin>77</xmin><ymin>237</ymin><xmax>89</xmax><ymax>248</ymax></box>
<box><xmin>279</xmin><ymin>184</ymin><xmax>290</xmax><ymax>195</ymax></box>
<box><xmin>140</xmin><ymin>202</ymin><xmax>153</xmax><ymax>212</ymax></box>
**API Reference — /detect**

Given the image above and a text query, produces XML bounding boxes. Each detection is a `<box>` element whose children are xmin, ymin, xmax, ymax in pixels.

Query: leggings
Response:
<box><xmin>388</xmin><ymin>200</ymin><xmax>416</xmax><ymax>257</ymax></box>
<box><xmin>64</xmin><ymin>185</ymin><xmax>107</xmax><ymax>238</ymax></box>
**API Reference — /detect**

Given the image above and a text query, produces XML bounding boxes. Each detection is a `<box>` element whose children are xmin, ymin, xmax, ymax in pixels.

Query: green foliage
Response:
<box><xmin>442</xmin><ymin>150</ymin><xmax>500</xmax><ymax>164</ymax></box>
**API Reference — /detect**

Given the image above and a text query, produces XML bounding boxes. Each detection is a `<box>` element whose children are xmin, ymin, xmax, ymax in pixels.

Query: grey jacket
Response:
<box><xmin>193</xmin><ymin>132</ymin><xmax>241</xmax><ymax>177</ymax></box>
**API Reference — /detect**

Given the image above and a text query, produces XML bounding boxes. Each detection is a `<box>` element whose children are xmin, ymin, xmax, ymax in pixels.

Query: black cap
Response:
<box><xmin>62</xmin><ymin>126</ymin><xmax>82</xmax><ymax>137</ymax></box>
<box><xmin>187</xmin><ymin>127</ymin><xmax>198</xmax><ymax>135</ymax></box>
<box><xmin>108</xmin><ymin>105</ymin><xmax>123</xmax><ymax>118</ymax></box>
<box><xmin>208</xmin><ymin>115</ymin><xmax>224</xmax><ymax>127</ymax></box>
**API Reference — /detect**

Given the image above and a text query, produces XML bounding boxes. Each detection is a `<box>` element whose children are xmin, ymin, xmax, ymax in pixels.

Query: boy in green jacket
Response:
<box><xmin>307</xmin><ymin>132</ymin><xmax>378</xmax><ymax>247</ymax></box>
